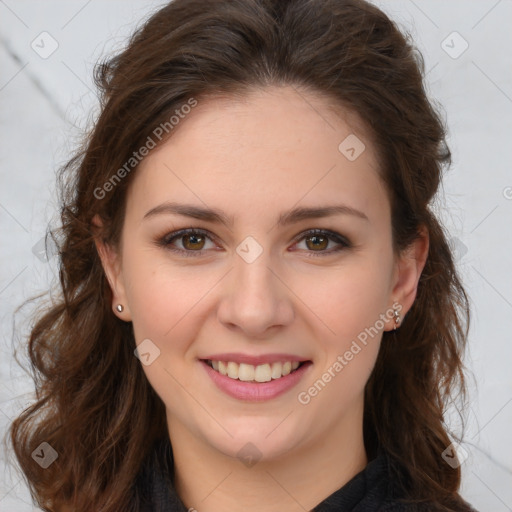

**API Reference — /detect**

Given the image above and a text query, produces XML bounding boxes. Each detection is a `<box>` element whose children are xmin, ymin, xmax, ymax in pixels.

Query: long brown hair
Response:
<box><xmin>8</xmin><ymin>0</ymin><xmax>472</xmax><ymax>510</ymax></box>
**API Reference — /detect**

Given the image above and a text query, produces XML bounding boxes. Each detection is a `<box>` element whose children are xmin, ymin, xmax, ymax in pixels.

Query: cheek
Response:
<box><xmin>304</xmin><ymin>260</ymin><xmax>391</xmax><ymax>336</ymax></box>
<box><xmin>301</xmin><ymin>262</ymin><xmax>391</xmax><ymax>397</ymax></box>
<box><xmin>124</xmin><ymin>259</ymin><xmax>210</xmax><ymax>404</ymax></box>
<box><xmin>128</xmin><ymin>273</ymin><xmax>197</xmax><ymax>343</ymax></box>
<box><xmin>303</xmin><ymin>267</ymin><xmax>388</xmax><ymax>401</ymax></box>
<box><xmin>123</xmin><ymin>250</ymin><xmax>222</xmax><ymax>355</ymax></box>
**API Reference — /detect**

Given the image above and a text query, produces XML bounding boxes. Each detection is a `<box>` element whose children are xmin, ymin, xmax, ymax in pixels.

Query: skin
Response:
<box><xmin>95</xmin><ymin>85</ymin><xmax>429</xmax><ymax>512</ymax></box>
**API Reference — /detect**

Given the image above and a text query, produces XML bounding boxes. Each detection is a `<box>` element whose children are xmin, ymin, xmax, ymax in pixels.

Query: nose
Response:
<box><xmin>216</xmin><ymin>245</ymin><xmax>294</xmax><ymax>338</ymax></box>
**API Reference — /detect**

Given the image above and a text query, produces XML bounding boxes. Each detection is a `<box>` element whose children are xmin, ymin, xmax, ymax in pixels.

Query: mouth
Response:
<box><xmin>200</xmin><ymin>358</ymin><xmax>310</xmax><ymax>383</ymax></box>
<box><xmin>199</xmin><ymin>358</ymin><xmax>313</xmax><ymax>401</ymax></box>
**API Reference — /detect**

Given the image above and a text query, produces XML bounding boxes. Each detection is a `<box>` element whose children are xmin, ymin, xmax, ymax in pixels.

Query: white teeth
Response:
<box><xmin>238</xmin><ymin>363</ymin><xmax>255</xmax><ymax>381</ymax></box>
<box><xmin>227</xmin><ymin>361</ymin><xmax>238</xmax><ymax>379</ymax></box>
<box><xmin>254</xmin><ymin>363</ymin><xmax>272</xmax><ymax>382</ymax></box>
<box><xmin>207</xmin><ymin>359</ymin><xmax>303</xmax><ymax>382</ymax></box>
<box><xmin>218</xmin><ymin>361</ymin><xmax>228</xmax><ymax>376</ymax></box>
<box><xmin>271</xmin><ymin>362</ymin><xmax>282</xmax><ymax>379</ymax></box>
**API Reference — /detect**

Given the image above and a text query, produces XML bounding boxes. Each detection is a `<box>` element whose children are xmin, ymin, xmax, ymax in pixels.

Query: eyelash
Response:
<box><xmin>155</xmin><ymin>228</ymin><xmax>351</xmax><ymax>258</ymax></box>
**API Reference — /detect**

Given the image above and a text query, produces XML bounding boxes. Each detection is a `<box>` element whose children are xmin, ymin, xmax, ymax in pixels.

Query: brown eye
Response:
<box><xmin>157</xmin><ymin>227</ymin><xmax>351</xmax><ymax>258</ymax></box>
<box><xmin>293</xmin><ymin>229</ymin><xmax>351</xmax><ymax>257</ymax></box>
<box><xmin>182</xmin><ymin>233</ymin><xmax>206</xmax><ymax>250</ymax></box>
<box><xmin>304</xmin><ymin>234</ymin><xmax>329</xmax><ymax>251</ymax></box>
<box><xmin>157</xmin><ymin>228</ymin><xmax>216</xmax><ymax>257</ymax></box>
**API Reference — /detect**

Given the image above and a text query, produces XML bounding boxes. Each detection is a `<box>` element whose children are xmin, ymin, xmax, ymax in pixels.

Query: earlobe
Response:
<box><xmin>388</xmin><ymin>226</ymin><xmax>429</xmax><ymax>329</ymax></box>
<box><xmin>92</xmin><ymin>214</ymin><xmax>132</xmax><ymax>320</ymax></box>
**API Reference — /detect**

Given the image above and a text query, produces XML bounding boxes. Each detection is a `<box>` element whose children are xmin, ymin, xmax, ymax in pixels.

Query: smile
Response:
<box><xmin>204</xmin><ymin>359</ymin><xmax>304</xmax><ymax>382</ymax></box>
<box><xmin>200</xmin><ymin>359</ymin><xmax>313</xmax><ymax>401</ymax></box>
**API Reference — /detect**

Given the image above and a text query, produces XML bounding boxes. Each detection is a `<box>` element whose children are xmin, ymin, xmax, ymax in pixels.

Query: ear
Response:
<box><xmin>386</xmin><ymin>225</ymin><xmax>429</xmax><ymax>330</ymax></box>
<box><xmin>92</xmin><ymin>214</ymin><xmax>132</xmax><ymax>321</ymax></box>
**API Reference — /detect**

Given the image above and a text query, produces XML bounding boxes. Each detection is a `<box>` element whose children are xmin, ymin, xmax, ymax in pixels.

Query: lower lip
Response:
<box><xmin>200</xmin><ymin>360</ymin><xmax>313</xmax><ymax>402</ymax></box>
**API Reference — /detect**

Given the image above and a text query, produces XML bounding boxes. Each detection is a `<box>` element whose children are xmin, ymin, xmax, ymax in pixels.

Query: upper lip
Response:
<box><xmin>200</xmin><ymin>353</ymin><xmax>311</xmax><ymax>366</ymax></box>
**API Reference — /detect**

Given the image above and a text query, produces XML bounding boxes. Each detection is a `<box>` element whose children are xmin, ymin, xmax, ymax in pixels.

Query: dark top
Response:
<box><xmin>133</xmin><ymin>437</ymin><xmax>478</xmax><ymax>512</ymax></box>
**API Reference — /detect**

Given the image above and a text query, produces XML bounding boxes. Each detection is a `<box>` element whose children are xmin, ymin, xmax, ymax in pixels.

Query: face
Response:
<box><xmin>97</xmin><ymin>85</ymin><xmax>424</xmax><ymax>463</ymax></box>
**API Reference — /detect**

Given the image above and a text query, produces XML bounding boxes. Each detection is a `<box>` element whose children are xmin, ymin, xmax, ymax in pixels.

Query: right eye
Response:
<box><xmin>156</xmin><ymin>228</ymin><xmax>218</xmax><ymax>257</ymax></box>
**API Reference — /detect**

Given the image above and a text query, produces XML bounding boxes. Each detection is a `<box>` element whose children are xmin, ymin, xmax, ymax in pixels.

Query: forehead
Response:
<box><xmin>127</xmin><ymin>86</ymin><xmax>389</xmax><ymax>227</ymax></box>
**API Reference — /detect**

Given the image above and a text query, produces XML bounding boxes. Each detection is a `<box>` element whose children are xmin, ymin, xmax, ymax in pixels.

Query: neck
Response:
<box><xmin>167</xmin><ymin>402</ymin><xmax>368</xmax><ymax>512</ymax></box>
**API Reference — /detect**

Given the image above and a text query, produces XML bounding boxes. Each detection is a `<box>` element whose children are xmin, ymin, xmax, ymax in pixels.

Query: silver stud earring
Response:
<box><xmin>393</xmin><ymin>308</ymin><xmax>401</xmax><ymax>330</ymax></box>
<box><xmin>116</xmin><ymin>304</ymin><xmax>124</xmax><ymax>313</ymax></box>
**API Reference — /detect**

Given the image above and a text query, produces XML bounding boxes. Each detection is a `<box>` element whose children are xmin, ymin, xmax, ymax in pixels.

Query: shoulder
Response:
<box><xmin>132</xmin><ymin>437</ymin><xmax>188</xmax><ymax>512</ymax></box>
<box><xmin>376</xmin><ymin>454</ymin><xmax>480</xmax><ymax>512</ymax></box>
<box><xmin>378</xmin><ymin>497</ymin><xmax>479</xmax><ymax>512</ymax></box>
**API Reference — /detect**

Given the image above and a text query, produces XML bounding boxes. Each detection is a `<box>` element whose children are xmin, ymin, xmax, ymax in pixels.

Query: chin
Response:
<box><xmin>204</xmin><ymin>419</ymin><xmax>305</xmax><ymax>463</ymax></box>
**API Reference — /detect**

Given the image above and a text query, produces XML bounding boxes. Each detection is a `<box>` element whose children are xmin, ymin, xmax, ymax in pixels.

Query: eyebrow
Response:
<box><xmin>143</xmin><ymin>201</ymin><xmax>369</xmax><ymax>226</ymax></box>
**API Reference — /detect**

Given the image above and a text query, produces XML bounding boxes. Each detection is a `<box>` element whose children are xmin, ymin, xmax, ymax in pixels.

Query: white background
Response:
<box><xmin>1</xmin><ymin>1</ymin><xmax>511</xmax><ymax>510</ymax></box>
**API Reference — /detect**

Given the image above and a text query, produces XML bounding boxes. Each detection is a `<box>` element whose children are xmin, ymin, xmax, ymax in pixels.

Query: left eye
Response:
<box><xmin>293</xmin><ymin>230</ymin><xmax>350</xmax><ymax>255</ymax></box>
<box><xmin>156</xmin><ymin>228</ymin><xmax>351</xmax><ymax>257</ymax></box>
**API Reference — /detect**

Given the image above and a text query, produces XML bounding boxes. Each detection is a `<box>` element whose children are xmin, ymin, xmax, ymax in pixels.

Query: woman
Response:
<box><xmin>9</xmin><ymin>0</ymin><xmax>477</xmax><ymax>510</ymax></box>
